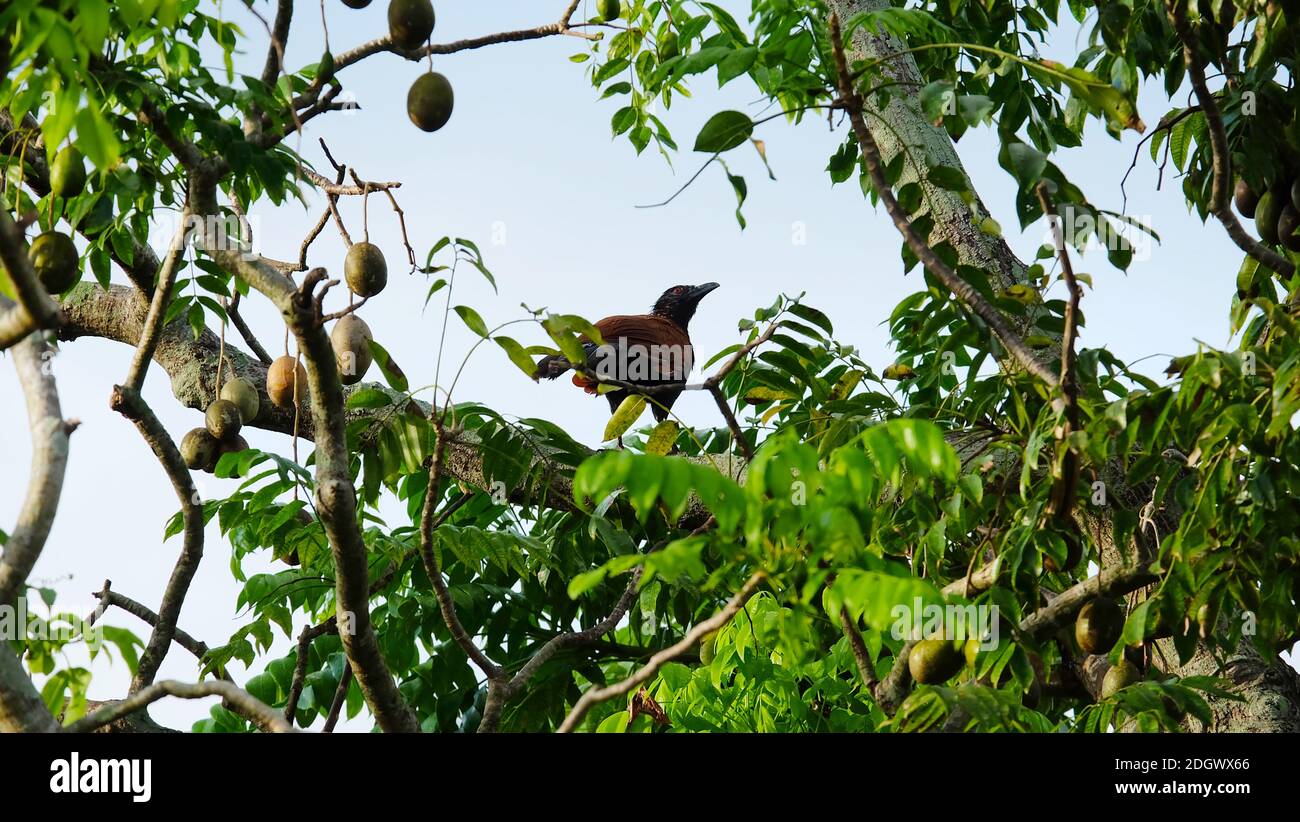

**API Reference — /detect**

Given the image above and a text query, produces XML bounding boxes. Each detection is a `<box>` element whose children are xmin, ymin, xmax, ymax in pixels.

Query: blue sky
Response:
<box><xmin>0</xmin><ymin>2</ymin><xmax>1269</xmax><ymax>730</ymax></box>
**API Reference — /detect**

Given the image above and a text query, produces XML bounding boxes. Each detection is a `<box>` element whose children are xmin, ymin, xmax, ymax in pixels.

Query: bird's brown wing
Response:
<box><xmin>570</xmin><ymin>314</ymin><xmax>693</xmax><ymax>392</ymax></box>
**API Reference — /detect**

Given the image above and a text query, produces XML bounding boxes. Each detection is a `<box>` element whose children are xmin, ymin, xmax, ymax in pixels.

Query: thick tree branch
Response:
<box><xmin>828</xmin><ymin>13</ymin><xmax>1058</xmax><ymax>386</ymax></box>
<box><xmin>209</xmin><ymin>245</ymin><xmax>418</xmax><ymax>732</ymax></box>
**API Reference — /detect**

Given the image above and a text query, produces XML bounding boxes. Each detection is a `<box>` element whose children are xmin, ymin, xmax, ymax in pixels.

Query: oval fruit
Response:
<box><xmin>180</xmin><ymin>428</ymin><xmax>220</xmax><ymax>472</ymax></box>
<box><xmin>341</xmin><ymin>0</ymin><xmax>371</xmax><ymax>7</ymax></box>
<box><xmin>1278</xmin><ymin>203</ymin><xmax>1300</xmax><ymax>252</ymax></box>
<box><xmin>407</xmin><ymin>71</ymin><xmax>454</xmax><ymax>132</ymax></box>
<box><xmin>50</xmin><ymin>147</ymin><xmax>87</xmax><ymax>198</ymax></box>
<box><xmin>658</xmin><ymin>31</ymin><xmax>680</xmax><ymax>60</ymax></box>
<box><xmin>205</xmin><ymin>399</ymin><xmax>243</xmax><ymax>441</ymax></box>
<box><xmin>388</xmin><ymin>0</ymin><xmax>434</xmax><ymax>50</ymax></box>
<box><xmin>267</xmin><ymin>356</ymin><xmax>308</xmax><ymax>409</ymax></box>
<box><xmin>29</xmin><ymin>231</ymin><xmax>80</xmax><ymax>293</ymax></box>
<box><xmin>699</xmin><ymin>635</ymin><xmax>716</xmax><ymax>666</ymax></box>
<box><xmin>220</xmin><ymin>377</ymin><xmax>260</xmax><ymax>424</ymax></box>
<box><xmin>1292</xmin><ymin>177</ymin><xmax>1300</xmax><ymax>211</ymax></box>
<box><xmin>908</xmin><ymin>637</ymin><xmax>965</xmax><ymax>685</ymax></box>
<box><xmin>598</xmin><ymin>0</ymin><xmax>621</xmax><ymax>21</ymax></box>
<box><xmin>1075</xmin><ymin>598</ymin><xmax>1125</xmax><ymax>654</ymax></box>
<box><xmin>344</xmin><ymin>242</ymin><xmax>388</xmax><ymax>297</ymax></box>
<box><xmin>1101</xmin><ymin>659</ymin><xmax>1141</xmax><ymax>698</ymax></box>
<box><xmin>331</xmin><ymin>314</ymin><xmax>374</xmax><ymax>385</ymax></box>
<box><xmin>1234</xmin><ymin>179</ymin><xmax>1259</xmax><ymax>218</ymax></box>
<box><xmin>1256</xmin><ymin>189</ymin><xmax>1281</xmax><ymax>245</ymax></box>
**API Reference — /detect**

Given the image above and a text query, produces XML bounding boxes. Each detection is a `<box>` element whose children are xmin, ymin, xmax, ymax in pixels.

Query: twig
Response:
<box><xmin>67</xmin><ymin>680</ymin><xmax>296</xmax><ymax>734</ymax></box>
<box><xmin>1036</xmin><ymin>182</ymin><xmax>1082</xmax><ymax>522</ymax></box>
<box><xmin>109</xmin><ymin>386</ymin><xmax>204</xmax><ymax>693</ymax></box>
<box><xmin>1166</xmin><ymin>1</ymin><xmax>1294</xmax><ymax>280</ymax></box>
<box><xmin>418</xmin><ymin>416</ymin><xmax>504</xmax><ymax>680</ymax></box>
<box><xmin>558</xmin><ymin>571</ymin><xmax>766</xmax><ymax>732</ymax></box>
<box><xmin>125</xmin><ymin>209</ymin><xmax>193</xmax><ymax>391</ymax></box>
<box><xmin>322</xmin><ymin>664</ymin><xmax>352</xmax><ymax>732</ymax></box>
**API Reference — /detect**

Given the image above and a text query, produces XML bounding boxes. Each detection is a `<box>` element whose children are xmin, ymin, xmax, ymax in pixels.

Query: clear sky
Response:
<box><xmin>0</xmin><ymin>2</ymin><xmax>1278</xmax><ymax>731</ymax></box>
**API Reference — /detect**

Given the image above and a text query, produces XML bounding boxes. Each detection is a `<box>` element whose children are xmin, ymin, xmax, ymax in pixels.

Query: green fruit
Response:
<box><xmin>1075</xmin><ymin>598</ymin><xmax>1125</xmax><ymax>655</ymax></box>
<box><xmin>331</xmin><ymin>314</ymin><xmax>374</xmax><ymax>385</ymax></box>
<box><xmin>658</xmin><ymin>31</ymin><xmax>680</xmax><ymax>60</ymax></box>
<box><xmin>407</xmin><ymin>72</ymin><xmax>454</xmax><ymax>132</ymax></box>
<box><xmin>908</xmin><ymin>638</ymin><xmax>965</xmax><ymax>685</ymax></box>
<box><xmin>344</xmin><ymin>242</ymin><xmax>388</xmax><ymax>297</ymax></box>
<box><xmin>1256</xmin><ymin>189</ymin><xmax>1281</xmax><ymax>245</ymax></box>
<box><xmin>1234</xmin><ymin>179</ymin><xmax>1259</xmax><ymax>218</ymax></box>
<box><xmin>29</xmin><ymin>231</ymin><xmax>80</xmax><ymax>293</ymax></box>
<box><xmin>220</xmin><ymin>377</ymin><xmax>261</xmax><ymax>424</ymax></box>
<box><xmin>205</xmin><ymin>399</ymin><xmax>243</xmax><ymax>441</ymax></box>
<box><xmin>1279</xmin><ymin>203</ymin><xmax>1300</xmax><ymax>252</ymax></box>
<box><xmin>267</xmin><ymin>356</ymin><xmax>308</xmax><ymax>409</ymax></box>
<box><xmin>598</xmin><ymin>0</ymin><xmax>621</xmax><ymax>21</ymax></box>
<box><xmin>964</xmin><ymin>638</ymin><xmax>980</xmax><ymax>669</ymax></box>
<box><xmin>388</xmin><ymin>0</ymin><xmax>434</xmax><ymax>50</ymax></box>
<box><xmin>180</xmin><ymin>428</ymin><xmax>220</xmax><ymax>472</ymax></box>
<box><xmin>1101</xmin><ymin>659</ymin><xmax>1141</xmax><ymax>698</ymax></box>
<box><xmin>699</xmin><ymin>634</ymin><xmax>716</xmax><ymax>666</ymax></box>
<box><xmin>50</xmin><ymin>147</ymin><xmax>86</xmax><ymax>198</ymax></box>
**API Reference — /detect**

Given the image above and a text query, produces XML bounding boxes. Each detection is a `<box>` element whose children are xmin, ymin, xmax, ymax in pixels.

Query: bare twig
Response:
<box><xmin>558</xmin><ymin>571</ymin><xmax>766</xmax><ymax>732</ymax></box>
<box><xmin>125</xmin><ymin>210</ymin><xmax>193</xmax><ymax>391</ymax></box>
<box><xmin>109</xmin><ymin>386</ymin><xmax>204</xmax><ymax>694</ymax></box>
<box><xmin>67</xmin><ymin>680</ymin><xmax>296</xmax><ymax>734</ymax></box>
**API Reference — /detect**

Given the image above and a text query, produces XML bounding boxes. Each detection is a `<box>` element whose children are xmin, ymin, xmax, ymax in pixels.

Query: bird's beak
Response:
<box><xmin>689</xmin><ymin>282</ymin><xmax>720</xmax><ymax>301</ymax></box>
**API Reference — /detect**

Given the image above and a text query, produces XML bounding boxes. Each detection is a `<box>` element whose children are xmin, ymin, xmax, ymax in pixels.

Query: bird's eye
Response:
<box><xmin>674</xmin><ymin>287</ymin><xmax>685</xmax><ymax>294</ymax></box>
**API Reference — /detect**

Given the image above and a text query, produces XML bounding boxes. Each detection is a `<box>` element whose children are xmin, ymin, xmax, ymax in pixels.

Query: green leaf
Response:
<box><xmin>454</xmin><ymin>305</ymin><xmax>489</xmax><ymax>338</ymax></box>
<box><xmin>345</xmin><ymin>388</ymin><xmax>392</xmax><ymax>410</ymax></box>
<box><xmin>494</xmin><ymin>336</ymin><xmax>540</xmax><ymax>379</ymax></box>
<box><xmin>603</xmin><ymin>395</ymin><xmax>647</xmax><ymax>442</ymax></box>
<box><xmin>645</xmin><ymin>420</ymin><xmax>679</xmax><ymax>455</ymax></box>
<box><xmin>368</xmin><ymin>340</ymin><xmax>409</xmax><ymax>393</ymax></box>
<box><xmin>693</xmin><ymin>111</ymin><xmax>753</xmax><ymax>153</ymax></box>
<box><xmin>74</xmin><ymin>106</ymin><xmax>120</xmax><ymax>170</ymax></box>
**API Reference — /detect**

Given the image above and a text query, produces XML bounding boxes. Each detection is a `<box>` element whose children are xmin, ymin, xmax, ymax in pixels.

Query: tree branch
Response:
<box><xmin>66</xmin><ymin>680</ymin><xmax>295</xmax><ymax>734</ymax></box>
<box><xmin>0</xmin><ymin>330</ymin><xmax>75</xmax><ymax>608</ymax></box>
<box><xmin>0</xmin><ymin>210</ymin><xmax>63</xmax><ymax>349</ymax></box>
<box><xmin>828</xmin><ymin>12</ymin><xmax>1058</xmax><ymax>387</ymax></box>
<box><xmin>1166</xmin><ymin>0</ymin><xmax>1294</xmax><ymax>280</ymax></box>
<box><xmin>557</xmin><ymin>571</ymin><xmax>766</xmax><ymax>732</ymax></box>
<box><xmin>109</xmin><ymin>386</ymin><xmax>204</xmax><ymax>694</ymax></box>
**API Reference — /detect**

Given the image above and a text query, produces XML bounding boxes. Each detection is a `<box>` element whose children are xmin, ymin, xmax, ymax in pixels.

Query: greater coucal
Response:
<box><xmin>534</xmin><ymin>282</ymin><xmax>719</xmax><ymax>423</ymax></box>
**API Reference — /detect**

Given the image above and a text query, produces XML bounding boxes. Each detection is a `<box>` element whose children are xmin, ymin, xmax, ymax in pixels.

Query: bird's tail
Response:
<box><xmin>534</xmin><ymin>341</ymin><xmax>600</xmax><ymax>381</ymax></box>
<box><xmin>533</xmin><ymin>353</ymin><xmax>571</xmax><ymax>381</ymax></box>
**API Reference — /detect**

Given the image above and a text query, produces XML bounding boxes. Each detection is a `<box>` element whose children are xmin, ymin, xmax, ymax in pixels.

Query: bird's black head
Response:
<box><xmin>651</xmin><ymin>282</ymin><xmax>719</xmax><ymax>329</ymax></box>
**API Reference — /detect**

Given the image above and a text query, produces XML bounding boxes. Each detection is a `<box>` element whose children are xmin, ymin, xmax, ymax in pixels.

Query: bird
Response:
<box><xmin>534</xmin><ymin>282</ymin><xmax>720</xmax><ymax>425</ymax></box>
